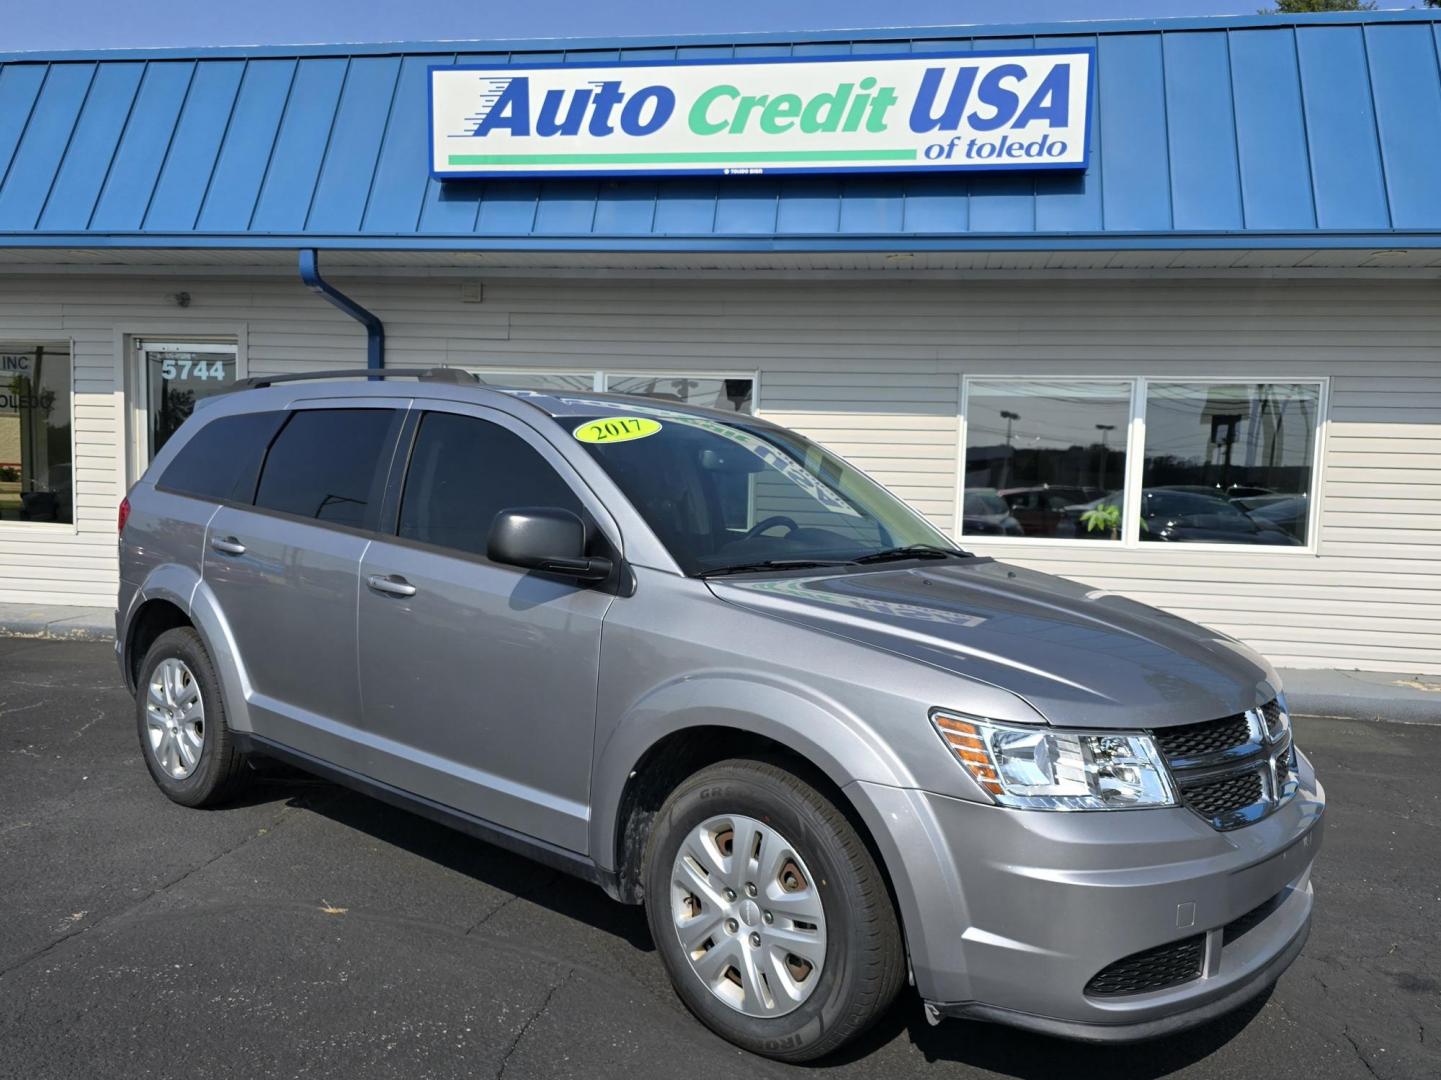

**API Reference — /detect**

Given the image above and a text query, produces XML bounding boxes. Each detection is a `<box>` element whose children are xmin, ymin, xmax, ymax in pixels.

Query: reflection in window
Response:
<box><xmin>143</xmin><ymin>345</ymin><xmax>237</xmax><ymax>455</ymax></box>
<box><xmin>0</xmin><ymin>345</ymin><xmax>72</xmax><ymax>525</ymax></box>
<box><xmin>964</xmin><ymin>380</ymin><xmax>1130</xmax><ymax>540</ymax></box>
<box><xmin>1141</xmin><ymin>383</ymin><xmax>1318</xmax><ymax>546</ymax></box>
<box><xmin>471</xmin><ymin>371</ymin><xmax>595</xmax><ymax>394</ymax></box>
<box><xmin>606</xmin><ymin>375</ymin><xmax>754</xmax><ymax>414</ymax></box>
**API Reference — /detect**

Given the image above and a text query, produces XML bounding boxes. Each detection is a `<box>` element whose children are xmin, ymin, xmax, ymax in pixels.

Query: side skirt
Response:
<box><xmin>233</xmin><ymin>732</ymin><xmax>624</xmax><ymax>901</ymax></box>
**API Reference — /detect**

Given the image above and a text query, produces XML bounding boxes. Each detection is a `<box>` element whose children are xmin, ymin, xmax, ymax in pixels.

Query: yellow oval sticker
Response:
<box><xmin>573</xmin><ymin>416</ymin><xmax>662</xmax><ymax>445</ymax></box>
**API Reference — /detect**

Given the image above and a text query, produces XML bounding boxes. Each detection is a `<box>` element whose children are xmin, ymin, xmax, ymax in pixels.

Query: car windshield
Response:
<box><xmin>563</xmin><ymin>409</ymin><xmax>956</xmax><ymax>575</ymax></box>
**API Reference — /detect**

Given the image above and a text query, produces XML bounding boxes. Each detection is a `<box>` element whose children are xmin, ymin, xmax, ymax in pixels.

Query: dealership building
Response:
<box><xmin>0</xmin><ymin>9</ymin><xmax>1438</xmax><ymax>674</ymax></box>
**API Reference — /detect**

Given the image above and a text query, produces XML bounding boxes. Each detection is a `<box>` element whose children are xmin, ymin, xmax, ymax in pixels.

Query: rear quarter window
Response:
<box><xmin>157</xmin><ymin>410</ymin><xmax>286</xmax><ymax>503</ymax></box>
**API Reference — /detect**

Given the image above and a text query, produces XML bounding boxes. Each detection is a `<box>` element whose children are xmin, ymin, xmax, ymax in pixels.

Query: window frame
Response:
<box><xmin>957</xmin><ymin>374</ymin><xmax>1329</xmax><ymax>555</ymax></box>
<box><xmin>0</xmin><ymin>339</ymin><xmax>78</xmax><ymax>535</ymax></box>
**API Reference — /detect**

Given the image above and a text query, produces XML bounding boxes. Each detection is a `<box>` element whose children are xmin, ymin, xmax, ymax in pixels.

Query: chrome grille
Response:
<box><xmin>1262</xmin><ymin>699</ymin><xmax>1288</xmax><ymax>741</ymax></box>
<box><xmin>1085</xmin><ymin>935</ymin><xmax>1205</xmax><ymax>997</ymax></box>
<box><xmin>1153</xmin><ymin>713</ymin><xmax>1251</xmax><ymax>762</ymax></box>
<box><xmin>1181</xmin><ymin>769</ymin><xmax>1264</xmax><ymax>820</ymax></box>
<box><xmin>1154</xmin><ymin>700</ymin><xmax>1293</xmax><ymax>831</ymax></box>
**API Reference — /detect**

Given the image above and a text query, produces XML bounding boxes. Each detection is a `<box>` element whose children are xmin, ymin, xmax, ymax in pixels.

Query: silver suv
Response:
<box><xmin>116</xmin><ymin>370</ymin><xmax>1325</xmax><ymax>1061</ymax></box>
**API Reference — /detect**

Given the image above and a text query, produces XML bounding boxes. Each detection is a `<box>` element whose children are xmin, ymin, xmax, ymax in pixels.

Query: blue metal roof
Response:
<box><xmin>1</xmin><ymin>10</ymin><xmax>1439</xmax><ymax>252</ymax></box>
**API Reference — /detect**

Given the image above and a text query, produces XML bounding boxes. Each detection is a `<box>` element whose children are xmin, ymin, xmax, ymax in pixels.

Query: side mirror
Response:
<box><xmin>487</xmin><ymin>507</ymin><xmax>613</xmax><ymax>582</ymax></box>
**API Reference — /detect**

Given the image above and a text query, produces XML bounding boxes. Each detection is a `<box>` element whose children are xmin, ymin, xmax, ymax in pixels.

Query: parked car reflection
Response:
<box><xmin>1057</xmin><ymin>488</ymin><xmax>1302</xmax><ymax>545</ymax></box>
<box><xmin>997</xmin><ymin>485</ymin><xmax>1101</xmax><ymax>537</ymax></box>
<box><xmin>962</xmin><ymin>489</ymin><xmax>1023</xmax><ymax>536</ymax></box>
<box><xmin>1239</xmin><ymin>494</ymin><xmax>1309</xmax><ymax>542</ymax></box>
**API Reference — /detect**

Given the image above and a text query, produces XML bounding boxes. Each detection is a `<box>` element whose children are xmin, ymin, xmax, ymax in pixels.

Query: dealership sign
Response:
<box><xmin>429</xmin><ymin>50</ymin><xmax>1093</xmax><ymax>178</ymax></box>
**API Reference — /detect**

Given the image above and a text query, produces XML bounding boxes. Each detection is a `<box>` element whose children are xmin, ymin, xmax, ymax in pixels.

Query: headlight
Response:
<box><xmin>931</xmin><ymin>710</ymin><xmax>1177</xmax><ymax>810</ymax></box>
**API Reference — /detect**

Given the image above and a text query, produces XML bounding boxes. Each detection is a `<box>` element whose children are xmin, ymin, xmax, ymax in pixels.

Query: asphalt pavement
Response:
<box><xmin>0</xmin><ymin>638</ymin><xmax>1436</xmax><ymax>1080</ymax></box>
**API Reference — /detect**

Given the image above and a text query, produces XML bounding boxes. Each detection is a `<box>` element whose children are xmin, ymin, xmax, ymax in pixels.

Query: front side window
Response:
<box><xmin>960</xmin><ymin>378</ymin><xmax>1323</xmax><ymax>548</ymax></box>
<box><xmin>1141</xmin><ymin>383</ymin><xmax>1318</xmax><ymax>546</ymax></box>
<box><xmin>398</xmin><ymin>412</ymin><xmax>584</xmax><ymax>557</ymax></box>
<box><xmin>567</xmin><ymin>409</ymin><xmax>950</xmax><ymax>575</ymax></box>
<box><xmin>963</xmin><ymin>380</ymin><xmax>1131</xmax><ymax>541</ymax></box>
<box><xmin>0</xmin><ymin>344</ymin><xmax>72</xmax><ymax>525</ymax></box>
<box><xmin>253</xmin><ymin>409</ymin><xmax>398</xmax><ymax>529</ymax></box>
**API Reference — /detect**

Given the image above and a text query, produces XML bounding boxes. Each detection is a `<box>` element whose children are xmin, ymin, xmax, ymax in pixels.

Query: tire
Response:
<box><xmin>135</xmin><ymin>627</ymin><xmax>250</xmax><ymax>808</ymax></box>
<box><xmin>643</xmin><ymin>758</ymin><xmax>904</xmax><ymax>1062</ymax></box>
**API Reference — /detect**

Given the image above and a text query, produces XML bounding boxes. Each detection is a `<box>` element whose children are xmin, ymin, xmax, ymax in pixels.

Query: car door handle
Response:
<box><xmin>366</xmin><ymin>574</ymin><xmax>417</xmax><ymax>598</ymax></box>
<box><xmin>210</xmin><ymin>536</ymin><xmax>246</xmax><ymax>556</ymax></box>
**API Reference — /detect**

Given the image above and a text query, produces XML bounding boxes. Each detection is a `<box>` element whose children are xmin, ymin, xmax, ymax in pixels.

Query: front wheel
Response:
<box><xmin>642</xmin><ymin>759</ymin><xmax>904</xmax><ymax>1062</ymax></box>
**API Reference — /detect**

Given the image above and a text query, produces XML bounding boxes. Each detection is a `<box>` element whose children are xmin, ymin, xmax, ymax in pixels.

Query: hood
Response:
<box><xmin>708</xmin><ymin>559</ymin><xmax>1278</xmax><ymax>730</ymax></box>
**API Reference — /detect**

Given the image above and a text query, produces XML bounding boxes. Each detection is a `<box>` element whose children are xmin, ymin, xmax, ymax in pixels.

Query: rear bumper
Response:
<box><xmin>849</xmin><ymin>750</ymin><xmax>1325</xmax><ymax>1040</ymax></box>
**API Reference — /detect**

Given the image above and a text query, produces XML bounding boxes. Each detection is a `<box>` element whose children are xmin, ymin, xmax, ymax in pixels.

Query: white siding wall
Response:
<box><xmin>0</xmin><ymin>273</ymin><xmax>1437</xmax><ymax>674</ymax></box>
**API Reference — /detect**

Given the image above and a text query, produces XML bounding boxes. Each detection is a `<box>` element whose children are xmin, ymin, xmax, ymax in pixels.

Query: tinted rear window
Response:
<box><xmin>157</xmin><ymin>410</ymin><xmax>285</xmax><ymax>502</ymax></box>
<box><xmin>254</xmin><ymin>409</ymin><xmax>398</xmax><ymax>529</ymax></box>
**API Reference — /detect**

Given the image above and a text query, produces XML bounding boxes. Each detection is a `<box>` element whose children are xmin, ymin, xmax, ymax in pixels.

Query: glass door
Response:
<box><xmin>132</xmin><ymin>341</ymin><xmax>238</xmax><ymax>475</ymax></box>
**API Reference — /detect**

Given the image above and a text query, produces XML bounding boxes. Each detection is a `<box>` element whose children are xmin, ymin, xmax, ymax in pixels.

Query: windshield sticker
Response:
<box><xmin>668</xmin><ymin>415</ymin><xmax>863</xmax><ymax>519</ymax></box>
<box><xmin>573</xmin><ymin>416</ymin><xmax>663</xmax><ymax>444</ymax></box>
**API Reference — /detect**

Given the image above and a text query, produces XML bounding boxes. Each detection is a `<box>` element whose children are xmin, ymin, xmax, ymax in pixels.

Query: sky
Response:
<box><xmin>2</xmin><ymin>0</ymin><xmax>1402</xmax><ymax>54</ymax></box>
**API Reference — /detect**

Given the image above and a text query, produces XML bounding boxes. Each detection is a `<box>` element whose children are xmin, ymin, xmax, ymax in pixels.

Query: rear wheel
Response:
<box><xmin>643</xmin><ymin>759</ymin><xmax>904</xmax><ymax>1062</ymax></box>
<box><xmin>136</xmin><ymin>627</ymin><xmax>250</xmax><ymax>807</ymax></box>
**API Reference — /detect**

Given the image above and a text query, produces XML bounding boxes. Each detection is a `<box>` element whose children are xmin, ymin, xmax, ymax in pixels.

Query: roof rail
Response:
<box><xmin>230</xmin><ymin>367</ymin><xmax>481</xmax><ymax>391</ymax></box>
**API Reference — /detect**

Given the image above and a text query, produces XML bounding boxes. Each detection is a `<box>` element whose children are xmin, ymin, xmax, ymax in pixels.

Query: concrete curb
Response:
<box><xmin>0</xmin><ymin>604</ymin><xmax>113</xmax><ymax>642</ymax></box>
<box><xmin>1280</xmin><ymin>667</ymin><xmax>1441</xmax><ymax>726</ymax></box>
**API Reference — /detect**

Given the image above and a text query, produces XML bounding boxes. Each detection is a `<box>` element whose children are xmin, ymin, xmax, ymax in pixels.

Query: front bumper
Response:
<box><xmin>849</xmin><ymin>750</ymin><xmax>1325</xmax><ymax>1039</ymax></box>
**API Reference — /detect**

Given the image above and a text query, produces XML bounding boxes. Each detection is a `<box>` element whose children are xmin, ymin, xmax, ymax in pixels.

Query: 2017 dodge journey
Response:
<box><xmin>116</xmin><ymin>369</ymin><xmax>1325</xmax><ymax>1062</ymax></box>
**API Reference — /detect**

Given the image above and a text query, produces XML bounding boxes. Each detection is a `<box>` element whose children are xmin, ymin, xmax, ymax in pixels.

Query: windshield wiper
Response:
<box><xmin>850</xmin><ymin>544</ymin><xmax>971</xmax><ymax>565</ymax></box>
<box><xmin>698</xmin><ymin>559</ymin><xmax>852</xmax><ymax>578</ymax></box>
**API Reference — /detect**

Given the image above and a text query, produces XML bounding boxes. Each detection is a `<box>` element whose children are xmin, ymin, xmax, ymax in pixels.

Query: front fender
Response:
<box><xmin>588</xmin><ymin>671</ymin><xmax>918</xmax><ymax>873</ymax></box>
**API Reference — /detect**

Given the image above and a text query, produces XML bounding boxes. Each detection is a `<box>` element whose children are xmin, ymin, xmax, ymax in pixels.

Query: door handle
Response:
<box><xmin>367</xmin><ymin>574</ymin><xmax>417</xmax><ymax>598</ymax></box>
<box><xmin>210</xmin><ymin>536</ymin><xmax>246</xmax><ymax>556</ymax></box>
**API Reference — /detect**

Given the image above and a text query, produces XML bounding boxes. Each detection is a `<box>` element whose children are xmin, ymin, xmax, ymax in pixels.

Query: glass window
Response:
<box><xmin>567</xmin><ymin>410</ymin><xmax>951</xmax><ymax>575</ymax></box>
<box><xmin>399</xmin><ymin>412</ymin><xmax>584</xmax><ymax>557</ymax></box>
<box><xmin>1141</xmin><ymin>383</ymin><xmax>1319</xmax><ymax>546</ymax></box>
<box><xmin>470</xmin><ymin>371</ymin><xmax>595</xmax><ymax>395</ymax></box>
<box><xmin>157</xmin><ymin>411</ymin><xmax>286</xmax><ymax>503</ymax></box>
<box><xmin>605</xmin><ymin>375</ymin><xmax>754</xmax><ymax>414</ymax></box>
<box><xmin>141</xmin><ymin>343</ymin><xmax>238</xmax><ymax>455</ymax></box>
<box><xmin>963</xmin><ymin>380</ymin><xmax>1131</xmax><ymax>541</ymax></box>
<box><xmin>0</xmin><ymin>344</ymin><xmax>72</xmax><ymax>525</ymax></box>
<box><xmin>254</xmin><ymin>409</ymin><xmax>397</xmax><ymax>529</ymax></box>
